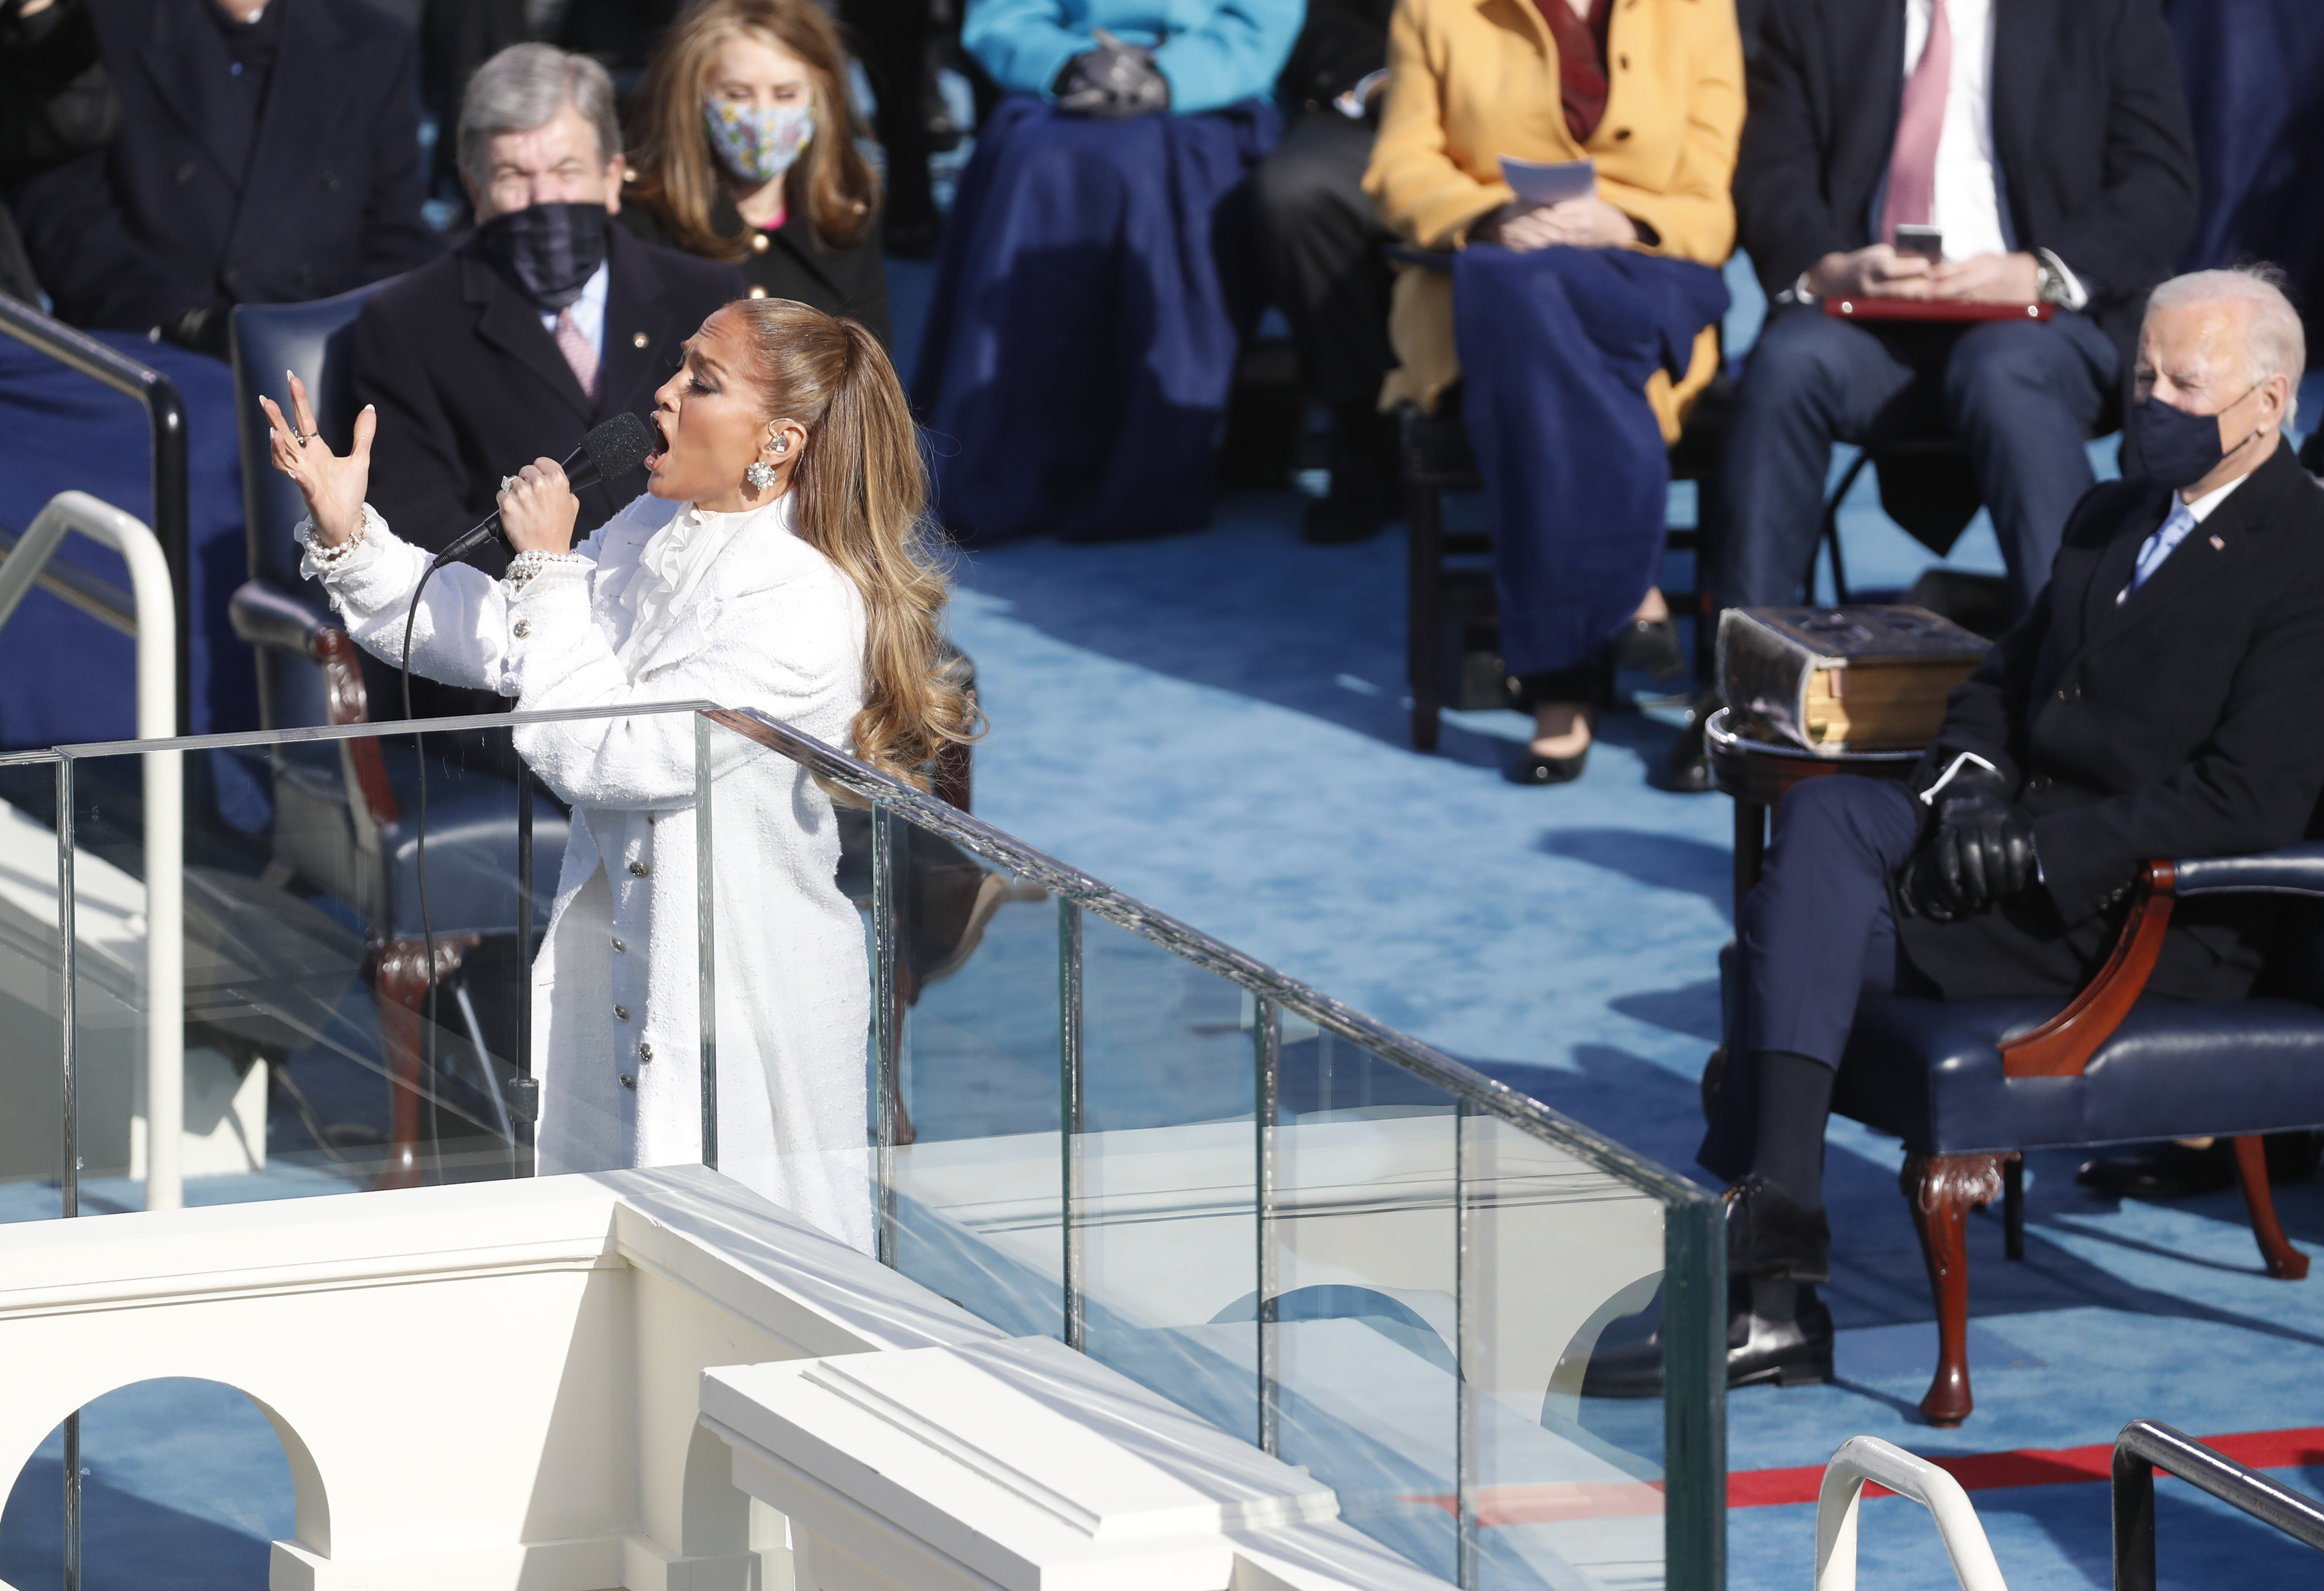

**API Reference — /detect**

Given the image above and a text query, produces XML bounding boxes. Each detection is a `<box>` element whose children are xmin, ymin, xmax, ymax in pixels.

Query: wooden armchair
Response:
<box><xmin>1835</xmin><ymin>842</ymin><xmax>2324</xmax><ymax>1425</ymax></box>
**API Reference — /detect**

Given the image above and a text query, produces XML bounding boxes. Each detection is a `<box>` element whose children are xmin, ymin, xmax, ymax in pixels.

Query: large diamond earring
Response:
<box><xmin>744</xmin><ymin>460</ymin><xmax>777</xmax><ymax>490</ymax></box>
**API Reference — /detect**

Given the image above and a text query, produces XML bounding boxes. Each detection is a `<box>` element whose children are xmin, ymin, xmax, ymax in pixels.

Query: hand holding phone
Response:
<box><xmin>1893</xmin><ymin>225</ymin><xmax>1944</xmax><ymax>262</ymax></box>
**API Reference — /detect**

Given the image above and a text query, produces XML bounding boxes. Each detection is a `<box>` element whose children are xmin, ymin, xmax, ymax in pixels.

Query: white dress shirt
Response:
<box><xmin>1903</xmin><ymin>0</ymin><xmax>2006</xmax><ymax>263</ymax></box>
<box><xmin>539</xmin><ymin>261</ymin><xmax>610</xmax><ymax>360</ymax></box>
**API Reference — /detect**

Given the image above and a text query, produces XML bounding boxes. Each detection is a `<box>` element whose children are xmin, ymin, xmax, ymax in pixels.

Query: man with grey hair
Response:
<box><xmin>1602</xmin><ymin>265</ymin><xmax>2324</xmax><ymax>1393</ymax></box>
<box><xmin>351</xmin><ymin>43</ymin><xmax>742</xmax><ymax>587</ymax></box>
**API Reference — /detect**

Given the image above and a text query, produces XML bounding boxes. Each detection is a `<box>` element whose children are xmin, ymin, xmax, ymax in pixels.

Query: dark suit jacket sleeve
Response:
<box><xmin>1731</xmin><ymin>0</ymin><xmax>1845</xmax><ymax>299</ymax></box>
<box><xmin>357</xmin><ymin>23</ymin><xmax>442</xmax><ymax>280</ymax></box>
<box><xmin>2033</xmin><ymin>0</ymin><xmax>2197</xmax><ymax>306</ymax></box>
<box><xmin>352</xmin><ymin>295</ymin><xmax>476</xmax><ymax>554</ymax></box>
<box><xmin>2031</xmin><ymin>543</ymin><xmax>2324</xmax><ymax>924</ymax></box>
<box><xmin>11</xmin><ymin>147</ymin><xmax>179</xmax><ymax>328</ymax></box>
<box><xmin>1910</xmin><ymin>584</ymin><xmax>2050</xmax><ymax>802</ymax></box>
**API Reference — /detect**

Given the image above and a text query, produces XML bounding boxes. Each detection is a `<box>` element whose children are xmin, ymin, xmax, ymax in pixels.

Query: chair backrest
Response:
<box><xmin>228</xmin><ymin>278</ymin><xmax>398</xmax><ymax>732</ymax></box>
<box><xmin>230</xmin><ymin>279</ymin><xmax>398</xmax><ymax>600</ymax></box>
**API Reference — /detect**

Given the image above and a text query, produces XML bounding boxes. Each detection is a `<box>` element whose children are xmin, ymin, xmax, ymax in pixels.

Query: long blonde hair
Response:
<box><xmin>733</xmin><ymin>297</ymin><xmax>976</xmax><ymax>789</ymax></box>
<box><xmin>627</xmin><ymin>0</ymin><xmax>878</xmax><ymax>258</ymax></box>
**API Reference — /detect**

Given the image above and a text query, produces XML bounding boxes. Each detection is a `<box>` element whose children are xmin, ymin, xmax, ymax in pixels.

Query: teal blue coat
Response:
<box><xmin>964</xmin><ymin>0</ymin><xmax>1299</xmax><ymax>114</ymax></box>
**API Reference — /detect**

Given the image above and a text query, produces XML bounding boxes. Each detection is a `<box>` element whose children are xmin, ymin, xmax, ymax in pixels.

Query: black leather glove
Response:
<box><xmin>1053</xmin><ymin>30</ymin><xmax>1171</xmax><ymax>119</ymax></box>
<box><xmin>159</xmin><ymin>303</ymin><xmax>231</xmax><ymax>357</ymax></box>
<box><xmin>1898</xmin><ymin>766</ymin><xmax>2038</xmax><ymax>921</ymax></box>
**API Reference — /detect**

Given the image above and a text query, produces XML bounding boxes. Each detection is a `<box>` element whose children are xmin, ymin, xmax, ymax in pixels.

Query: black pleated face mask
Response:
<box><xmin>476</xmin><ymin>201</ymin><xmax>610</xmax><ymax>309</ymax></box>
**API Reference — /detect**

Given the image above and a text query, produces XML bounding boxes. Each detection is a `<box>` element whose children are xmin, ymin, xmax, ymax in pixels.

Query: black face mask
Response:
<box><xmin>476</xmin><ymin>200</ymin><xmax>609</xmax><ymax>310</ymax></box>
<box><xmin>2129</xmin><ymin>385</ymin><xmax>2258</xmax><ymax>491</ymax></box>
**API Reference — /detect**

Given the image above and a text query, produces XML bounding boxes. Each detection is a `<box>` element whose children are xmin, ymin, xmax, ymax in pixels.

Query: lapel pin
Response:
<box><xmin>2210</xmin><ymin>534</ymin><xmax>2225</xmax><ymax>551</ymax></box>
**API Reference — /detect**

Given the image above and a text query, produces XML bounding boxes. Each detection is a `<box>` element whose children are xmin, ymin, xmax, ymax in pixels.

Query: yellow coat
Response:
<box><xmin>1362</xmin><ymin>0</ymin><xmax>1744</xmax><ymax>436</ymax></box>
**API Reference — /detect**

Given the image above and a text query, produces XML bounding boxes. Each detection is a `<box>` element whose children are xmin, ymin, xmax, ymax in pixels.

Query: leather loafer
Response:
<box><xmin>1509</xmin><ymin>745</ymin><xmax>1587</xmax><ymax>785</ymax></box>
<box><xmin>1580</xmin><ymin>1293</ymin><xmax>1835</xmax><ymax>1398</ymax></box>
<box><xmin>1614</xmin><ymin>616</ymin><xmax>1686</xmax><ymax>679</ymax></box>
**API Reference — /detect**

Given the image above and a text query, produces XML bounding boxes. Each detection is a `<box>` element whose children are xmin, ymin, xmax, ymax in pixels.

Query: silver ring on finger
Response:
<box><xmin>290</xmin><ymin>428</ymin><xmax>309</xmax><ymax>448</ymax></box>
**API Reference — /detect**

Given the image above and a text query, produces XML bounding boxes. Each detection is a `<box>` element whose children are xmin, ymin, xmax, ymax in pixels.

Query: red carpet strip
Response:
<box><xmin>1401</xmin><ymin>1426</ymin><xmax>2324</xmax><ymax>1527</ymax></box>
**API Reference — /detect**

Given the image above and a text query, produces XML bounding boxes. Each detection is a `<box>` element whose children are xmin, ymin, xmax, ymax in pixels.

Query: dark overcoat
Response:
<box><xmin>1897</xmin><ymin>443</ymin><xmax>2324</xmax><ymax>1004</ymax></box>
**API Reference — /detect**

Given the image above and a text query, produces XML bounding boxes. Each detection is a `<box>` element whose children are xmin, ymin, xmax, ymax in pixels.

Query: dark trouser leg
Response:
<box><xmin>1941</xmin><ymin>312</ymin><xmax>2117</xmax><ymax>612</ymax></box>
<box><xmin>1719</xmin><ymin>310</ymin><xmax>1928</xmax><ymax>608</ymax></box>
<box><xmin>1249</xmin><ymin>112</ymin><xmax>1394</xmax><ymax>410</ymax></box>
<box><xmin>1699</xmin><ymin>774</ymin><xmax>1925</xmax><ymax>1190</ymax></box>
<box><xmin>841</xmin><ymin>0</ymin><xmax>937</xmax><ymax>232</ymax></box>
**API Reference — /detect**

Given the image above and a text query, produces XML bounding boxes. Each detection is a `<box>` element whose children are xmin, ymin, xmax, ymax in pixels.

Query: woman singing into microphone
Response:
<box><xmin>260</xmin><ymin>297</ymin><xmax>972</xmax><ymax>1253</ymax></box>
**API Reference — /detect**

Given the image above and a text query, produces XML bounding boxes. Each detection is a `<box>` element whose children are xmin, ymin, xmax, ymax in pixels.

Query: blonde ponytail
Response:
<box><xmin>733</xmin><ymin>297</ymin><xmax>978</xmax><ymax>792</ymax></box>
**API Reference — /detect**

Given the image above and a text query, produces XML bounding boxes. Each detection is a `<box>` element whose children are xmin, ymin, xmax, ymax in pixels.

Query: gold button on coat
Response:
<box><xmin>751</xmin><ymin>232</ymin><xmax>770</xmax><ymax>253</ymax></box>
<box><xmin>632</xmin><ymin>331</ymin><xmax>649</xmax><ymax>348</ymax></box>
<box><xmin>615</xmin><ymin>1005</ymin><xmax>630</xmax><ymax>1021</ymax></box>
<box><xmin>619</xmin><ymin>1073</ymin><xmax>636</xmax><ymax>1090</ymax></box>
<box><xmin>639</xmin><ymin>1042</ymin><xmax>654</xmax><ymax>1061</ymax></box>
<box><xmin>511</xmin><ymin>618</ymin><xmax>531</xmax><ymax>638</ymax></box>
<box><xmin>628</xmin><ymin>859</ymin><xmax>650</xmax><ymax>877</ymax></box>
<box><xmin>612</xmin><ymin>937</ymin><xmax>626</xmax><ymax>953</ymax></box>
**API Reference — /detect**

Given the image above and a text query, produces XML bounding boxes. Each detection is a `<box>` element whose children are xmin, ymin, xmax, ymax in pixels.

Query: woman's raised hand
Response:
<box><xmin>498</xmin><ymin>457</ymin><xmax>581</xmax><ymax>556</ymax></box>
<box><xmin>259</xmin><ymin>372</ymin><xmax>374</xmax><ymax>547</ymax></box>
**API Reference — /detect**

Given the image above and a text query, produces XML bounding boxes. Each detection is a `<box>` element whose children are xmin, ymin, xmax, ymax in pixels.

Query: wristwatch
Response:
<box><xmin>2033</xmin><ymin>252</ymin><xmax>2069</xmax><ymax>306</ymax></box>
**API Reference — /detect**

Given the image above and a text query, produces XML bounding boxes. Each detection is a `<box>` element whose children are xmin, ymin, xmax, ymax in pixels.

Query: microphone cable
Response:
<box><xmin>389</xmin><ymin>411</ymin><xmax>655</xmax><ymax>1175</ymax></box>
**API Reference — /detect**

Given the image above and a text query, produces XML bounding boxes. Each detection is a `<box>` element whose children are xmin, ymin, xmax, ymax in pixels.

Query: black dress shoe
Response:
<box><xmin>1726</xmin><ymin>1174</ymin><xmax>1832</xmax><ymax>1284</ymax></box>
<box><xmin>1580</xmin><ymin>1293</ymin><xmax>1835</xmax><ymax>1398</ymax></box>
<box><xmin>1656</xmin><ymin>688</ymin><xmax>1717</xmax><ymax>793</ymax></box>
<box><xmin>1508</xmin><ymin>745</ymin><xmax>1587</xmax><ymax>785</ymax></box>
<box><xmin>1613</xmin><ymin>616</ymin><xmax>1686</xmax><ymax>679</ymax></box>
<box><xmin>2076</xmin><ymin>1140</ymin><xmax>2235</xmax><ymax>1199</ymax></box>
<box><xmin>1300</xmin><ymin>490</ymin><xmax>1386</xmax><ymax>545</ymax></box>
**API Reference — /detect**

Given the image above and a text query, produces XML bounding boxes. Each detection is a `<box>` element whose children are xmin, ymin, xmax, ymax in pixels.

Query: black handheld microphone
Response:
<box><xmin>431</xmin><ymin>411</ymin><xmax>659</xmax><ymax>567</ymax></box>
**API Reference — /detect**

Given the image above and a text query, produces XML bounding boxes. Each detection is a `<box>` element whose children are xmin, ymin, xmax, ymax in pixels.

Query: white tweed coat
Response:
<box><xmin>307</xmin><ymin>490</ymin><xmax>873</xmax><ymax>1252</ymax></box>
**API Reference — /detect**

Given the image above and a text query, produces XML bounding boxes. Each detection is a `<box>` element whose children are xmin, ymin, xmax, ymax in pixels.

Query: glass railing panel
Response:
<box><xmin>1461</xmin><ymin>1108</ymin><xmax>1673</xmax><ymax>1591</ymax></box>
<box><xmin>828</xmin><ymin>785</ymin><xmax>1063</xmax><ymax>1330</ymax></box>
<box><xmin>0</xmin><ymin>754</ymin><xmax>67</xmax><ymax>1221</ymax></box>
<box><xmin>1267</xmin><ymin>1028</ymin><xmax>1461</xmax><ymax>1584</ymax></box>
<box><xmin>1072</xmin><ymin>908</ymin><xmax>1260</xmax><ymax>1441</ymax></box>
<box><xmin>45</xmin><ymin>710</ymin><xmax>698</xmax><ymax>1215</ymax></box>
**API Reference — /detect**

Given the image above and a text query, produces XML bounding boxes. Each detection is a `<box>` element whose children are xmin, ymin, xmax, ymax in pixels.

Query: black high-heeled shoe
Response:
<box><xmin>1508</xmin><ymin>745</ymin><xmax>1588</xmax><ymax>785</ymax></box>
<box><xmin>1614</xmin><ymin>616</ymin><xmax>1686</xmax><ymax>679</ymax></box>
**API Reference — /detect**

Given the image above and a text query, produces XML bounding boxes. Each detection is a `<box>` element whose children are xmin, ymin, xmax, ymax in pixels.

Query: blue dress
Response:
<box><xmin>914</xmin><ymin>0</ymin><xmax>1294</xmax><ymax>544</ymax></box>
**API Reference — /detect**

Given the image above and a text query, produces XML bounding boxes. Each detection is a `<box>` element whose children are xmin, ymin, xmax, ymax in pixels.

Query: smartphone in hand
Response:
<box><xmin>1893</xmin><ymin>225</ymin><xmax>1943</xmax><ymax>262</ymax></box>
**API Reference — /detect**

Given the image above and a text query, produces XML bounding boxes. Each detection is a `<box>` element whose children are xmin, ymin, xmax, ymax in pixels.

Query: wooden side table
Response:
<box><xmin>1706</xmin><ymin>708</ymin><xmax>1921</xmax><ymax>918</ymax></box>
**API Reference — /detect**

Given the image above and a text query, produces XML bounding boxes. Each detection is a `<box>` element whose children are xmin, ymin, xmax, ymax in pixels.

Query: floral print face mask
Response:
<box><xmin>704</xmin><ymin>99</ymin><xmax>815</xmax><ymax>185</ymax></box>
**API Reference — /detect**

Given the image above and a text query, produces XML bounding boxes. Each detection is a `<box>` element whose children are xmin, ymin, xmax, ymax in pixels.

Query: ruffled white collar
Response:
<box><xmin>615</xmin><ymin>491</ymin><xmax>790</xmax><ymax>676</ymax></box>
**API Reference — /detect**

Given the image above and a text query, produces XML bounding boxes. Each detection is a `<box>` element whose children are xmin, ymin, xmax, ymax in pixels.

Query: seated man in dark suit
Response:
<box><xmin>1691</xmin><ymin>269</ymin><xmax>2322</xmax><ymax>1389</ymax></box>
<box><xmin>1720</xmin><ymin>0</ymin><xmax>2201</xmax><ymax>623</ymax></box>
<box><xmin>9</xmin><ymin>0</ymin><xmax>439</xmax><ymax>350</ymax></box>
<box><xmin>351</xmin><ymin>42</ymin><xmax>743</xmax><ymax>720</ymax></box>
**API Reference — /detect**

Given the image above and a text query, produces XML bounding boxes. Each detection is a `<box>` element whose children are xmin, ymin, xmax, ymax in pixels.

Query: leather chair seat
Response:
<box><xmin>1838</xmin><ymin>992</ymin><xmax>2324</xmax><ymax>1155</ymax></box>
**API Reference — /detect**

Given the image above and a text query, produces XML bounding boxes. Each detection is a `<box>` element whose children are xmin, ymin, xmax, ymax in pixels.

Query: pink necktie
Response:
<box><xmin>555</xmin><ymin>306</ymin><xmax>599</xmax><ymax>402</ymax></box>
<box><xmin>1881</xmin><ymin>0</ymin><xmax>1952</xmax><ymax>242</ymax></box>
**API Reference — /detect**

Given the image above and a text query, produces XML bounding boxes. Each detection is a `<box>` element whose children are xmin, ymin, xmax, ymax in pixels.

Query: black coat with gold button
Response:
<box><xmin>1895</xmin><ymin>444</ymin><xmax>2324</xmax><ymax>1005</ymax></box>
<box><xmin>616</xmin><ymin>188</ymin><xmax>891</xmax><ymax>353</ymax></box>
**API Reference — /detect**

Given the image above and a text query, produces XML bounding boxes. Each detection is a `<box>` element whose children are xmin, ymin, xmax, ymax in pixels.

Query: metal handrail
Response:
<box><xmin>0</xmin><ymin>295</ymin><xmax>191</xmax><ymax>734</ymax></box>
<box><xmin>0</xmin><ymin>494</ymin><xmax>185</xmax><ymax>1215</ymax></box>
<box><xmin>2113</xmin><ymin>1420</ymin><xmax>2324</xmax><ymax>1589</ymax></box>
<box><xmin>1817</xmin><ymin>1436</ymin><xmax>2009</xmax><ymax>1591</ymax></box>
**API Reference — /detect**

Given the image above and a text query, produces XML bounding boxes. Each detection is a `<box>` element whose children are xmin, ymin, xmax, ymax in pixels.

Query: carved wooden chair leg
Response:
<box><xmin>2230</xmin><ymin>1135</ymin><xmax>2311</xmax><ymax>1280</ymax></box>
<box><xmin>1903</xmin><ymin>1151</ymin><xmax>2008</xmax><ymax>1427</ymax></box>
<box><xmin>372</xmin><ymin>935</ymin><xmax>478</xmax><ymax>1192</ymax></box>
<box><xmin>2003</xmin><ymin>1154</ymin><xmax>2025</xmax><ymax>1262</ymax></box>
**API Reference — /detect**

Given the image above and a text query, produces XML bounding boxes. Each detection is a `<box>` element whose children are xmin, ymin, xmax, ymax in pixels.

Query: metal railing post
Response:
<box><xmin>2112</xmin><ymin>1420</ymin><xmax>2324</xmax><ymax>1590</ymax></box>
<box><xmin>511</xmin><ymin>763</ymin><xmax>537</xmax><ymax>1165</ymax></box>
<box><xmin>1455</xmin><ymin>1099</ymin><xmax>1478</xmax><ymax>1591</ymax></box>
<box><xmin>694</xmin><ymin>717</ymin><xmax>719</xmax><ymax>1172</ymax></box>
<box><xmin>1059</xmin><ymin>897</ymin><xmax>1084</xmax><ymax>1350</ymax></box>
<box><xmin>871</xmin><ymin>803</ymin><xmax>899</xmax><ymax>1266</ymax></box>
<box><xmin>1254</xmin><ymin>996</ymin><xmax>1280</xmax><ymax>1456</ymax></box>
<box><xmin>56</xmin><ymin>755</ymin><xmax>81</xmax><ymax>1590</ymax></box>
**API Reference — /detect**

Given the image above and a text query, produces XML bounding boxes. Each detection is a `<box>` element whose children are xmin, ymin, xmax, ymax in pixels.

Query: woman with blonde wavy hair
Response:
<box><xmin>259</xmin><ymin>296</ymin><xmax>970</xmax><ymax>1252</ymax></box>
<box><xmin>619</xmin><ymin>0</ymin><xmax>892</xmax><ymax>348</ymax></box>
